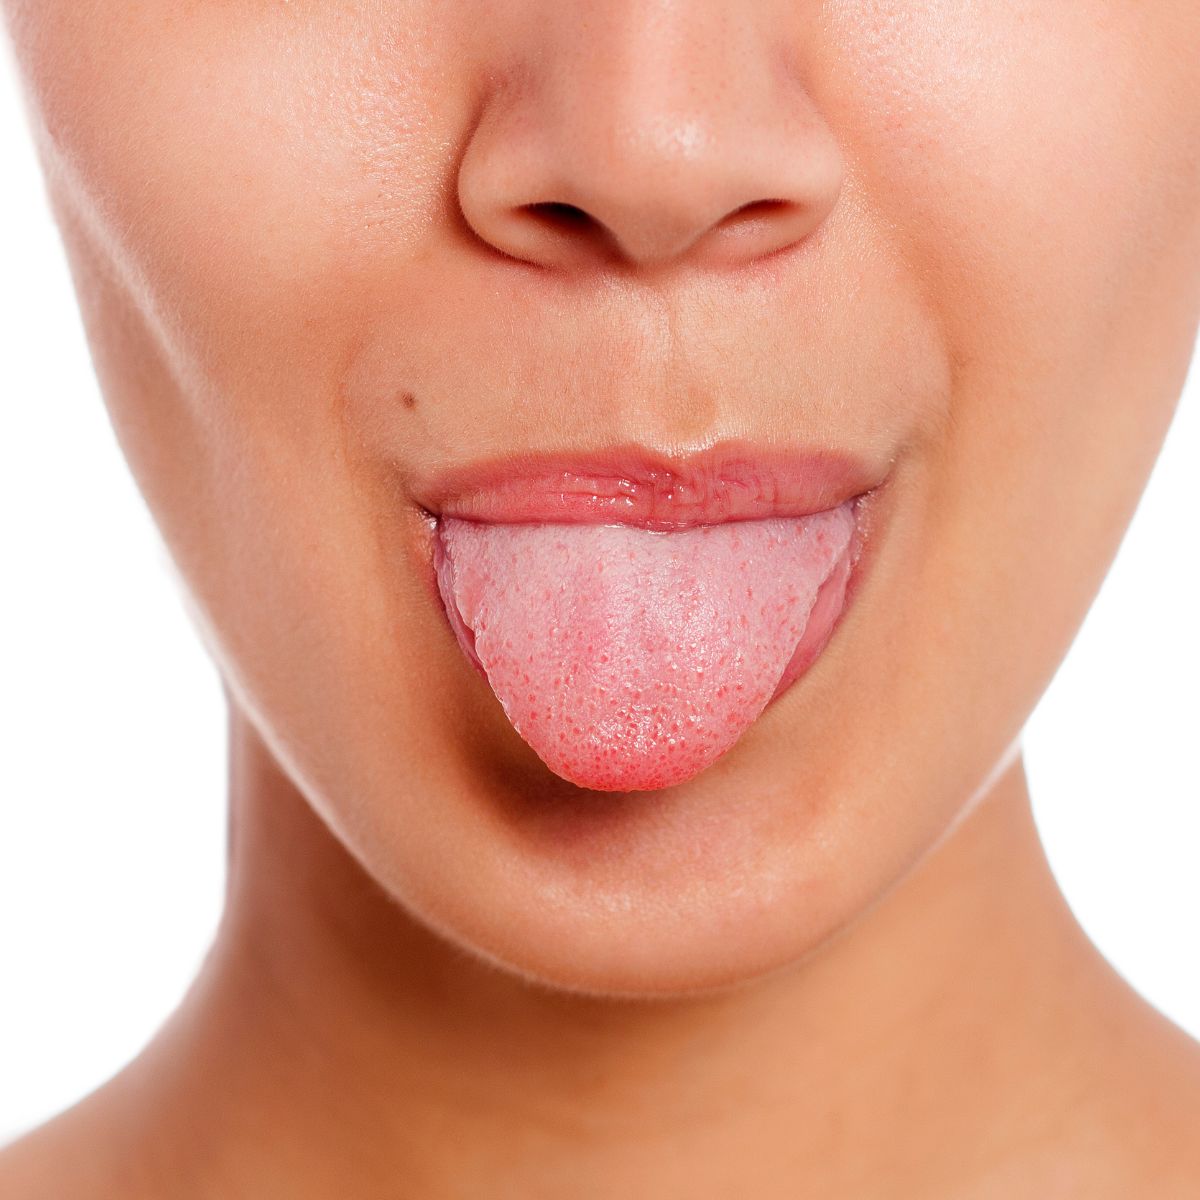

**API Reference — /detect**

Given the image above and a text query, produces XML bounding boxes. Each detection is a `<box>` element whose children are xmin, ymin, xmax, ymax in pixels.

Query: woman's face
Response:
<box><xmin>5</xmin><ymin>1</ymin><xmax>1199</xmax><ymax>996</ymax></box>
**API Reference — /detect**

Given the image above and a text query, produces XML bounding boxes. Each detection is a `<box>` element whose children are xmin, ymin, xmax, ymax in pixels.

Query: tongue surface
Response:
<box><xmin>436</xmin><ymin>507</ymin><xmax>853</xmax><ymax>792</ymax></box>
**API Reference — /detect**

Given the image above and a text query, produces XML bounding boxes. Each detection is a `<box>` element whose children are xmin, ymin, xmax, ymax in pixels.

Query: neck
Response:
<box><xmin>119</xmin><ymin>706</ymin><xmax>1130</xmax><ymax>1197</ymax></box>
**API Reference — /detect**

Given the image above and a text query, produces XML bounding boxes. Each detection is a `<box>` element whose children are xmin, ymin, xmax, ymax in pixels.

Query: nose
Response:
<box><xmin>457</xmin><ymin>6</ymin><xmax>844</xmax><ymax>274</ymax></box>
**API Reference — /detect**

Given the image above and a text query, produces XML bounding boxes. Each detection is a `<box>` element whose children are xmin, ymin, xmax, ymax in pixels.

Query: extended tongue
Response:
<box><xmin>435</xmin><ymin>506</ymin><xmax>854</xmax><ymax>792</ymax></box>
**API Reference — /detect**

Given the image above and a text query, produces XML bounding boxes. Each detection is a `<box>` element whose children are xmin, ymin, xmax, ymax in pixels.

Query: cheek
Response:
<box><xmin>17</xmin><ymin>1</ymin><xmax>469</xmax><ymax>635</ymax></box>
<box><xmin>828</xmin><ymin>0</ymin><xmax>1200</xmax><ymax>336</ymax></box>
<box><xmin>764</xmin><ymin>0</ymin><xmax>1200</xmax><ymax>872</ymax></box>
<box><xmin>826</xmin><ymin>0</ymin><xmax>1200</xmax><ymax>573</ymax></box>
<box><xmin>11</xmin><ymin>4</ymin><xmax>481</xmax><ymax>802</ymax></box>
<box><xmin>19</xmin><ymin>2</ymin><xmax>459</xmax><ymax>414</ymax></box>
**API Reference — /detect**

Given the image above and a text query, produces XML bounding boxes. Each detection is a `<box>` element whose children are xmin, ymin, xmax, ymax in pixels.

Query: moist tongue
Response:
<box><xmin>435</xmin><ymin>507</ymin><xmax>853</xmax><ymax>792</ymax></box>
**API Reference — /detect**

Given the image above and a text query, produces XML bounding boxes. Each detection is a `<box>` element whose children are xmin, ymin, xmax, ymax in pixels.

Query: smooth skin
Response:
<box><xmin>3</xmin><ymin>1</ymin><xmax>1200</xmax><ymax>1196</ymax></box>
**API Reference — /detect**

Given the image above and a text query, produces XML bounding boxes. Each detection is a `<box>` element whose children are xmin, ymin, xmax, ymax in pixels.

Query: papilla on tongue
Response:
<box><xmin>435</xmin><ymin>506</ymin><xmax>854</xmax><ymax>792</ymax></box>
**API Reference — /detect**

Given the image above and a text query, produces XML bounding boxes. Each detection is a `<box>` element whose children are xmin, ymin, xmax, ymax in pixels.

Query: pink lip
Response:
<box><xmin>413</xmin><ymin>440</ymin><xmax>889</xmax><ymax>530</ymax></box>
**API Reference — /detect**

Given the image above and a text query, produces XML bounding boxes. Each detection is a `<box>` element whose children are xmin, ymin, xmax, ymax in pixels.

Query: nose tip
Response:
<box><xmin>457</xmin><ymin>19</ymin><xmax>843</xmax><ymax>274</ymax></box>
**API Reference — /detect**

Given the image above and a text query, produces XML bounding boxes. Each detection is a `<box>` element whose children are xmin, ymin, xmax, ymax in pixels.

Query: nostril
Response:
<box><xmin>520</xmin><ymin>200</ymin><xmax>620</xmax><ymax>261</ymax></box>
<box><xmin>524</xmin><ymin>201</ymin><xmax>595</xmax><ymax>232</ymax></box>
<box><xmin>721</xmin><ymin>198</ymin><xmax>791</xmax><ymax>227</ymax></box>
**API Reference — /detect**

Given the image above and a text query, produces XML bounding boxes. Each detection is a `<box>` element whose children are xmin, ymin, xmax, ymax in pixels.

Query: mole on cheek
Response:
<box><xmin>401</xmin><ymin>391</ymin><xmax>417</xmax><ymax>410</ymax></box>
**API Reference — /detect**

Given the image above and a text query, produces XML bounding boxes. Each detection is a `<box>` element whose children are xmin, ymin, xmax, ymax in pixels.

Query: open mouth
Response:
<box><xmin>417</xmin><ymin>442</ymin><xmax>887</xmax><ymax>792</ymax></box>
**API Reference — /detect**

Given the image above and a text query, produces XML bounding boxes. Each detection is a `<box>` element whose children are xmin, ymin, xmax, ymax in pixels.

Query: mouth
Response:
<box><xmin>415</xmin><ymin>440</ymin><xmax>891</xmax><ymax>792</ymax></box>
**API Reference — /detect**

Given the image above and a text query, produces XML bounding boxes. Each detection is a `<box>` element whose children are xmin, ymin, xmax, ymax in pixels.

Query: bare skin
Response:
<box><xmin>3</xmin><ymin>0</ymin><xmax>1200</xmax><ymax>1194</ymax></box>
<box><xmin>3</xmin><ymin>718</ymin><xmax>1199</xmax><ymax>1197</ymax></box>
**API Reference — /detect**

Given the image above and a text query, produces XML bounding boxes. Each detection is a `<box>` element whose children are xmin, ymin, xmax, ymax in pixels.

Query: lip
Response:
<box><xmin>411</xmin><ymin>439</ymin><xmax>890</xmax><ymax>531</ymax></box>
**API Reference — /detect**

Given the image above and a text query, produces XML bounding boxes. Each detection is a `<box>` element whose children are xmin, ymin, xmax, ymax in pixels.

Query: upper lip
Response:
<box><xmin>412</xmin><ymin>439</ymin><xmax>890</xmax><ymax>530</ymax></box>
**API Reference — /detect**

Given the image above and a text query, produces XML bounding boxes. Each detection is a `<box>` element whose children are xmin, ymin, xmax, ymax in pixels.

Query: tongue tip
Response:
<box><xmin>532</xmin><ymin>737</ymin><xmax>736</xmax><ymax>793</ymax></box>
<box><xmin>504</xmin><ymin>680</ymin><xmax>781</xmax><ymax>793</ymax></box>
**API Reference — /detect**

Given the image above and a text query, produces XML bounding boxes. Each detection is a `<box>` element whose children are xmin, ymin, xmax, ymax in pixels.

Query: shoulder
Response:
<box><xmin>0</xmin><ymin>1117</ymin><xmax>81</xmax><ymax>1200</ymax></box>
<box><xmin>994</xmin><ymin>1002</ymin><xmax>1200</xmax><ymax>1199</ymax></box>
<box><xmin>0</xmin><ymin>1092</ymin><xmax>159</xmax><ymax>1200</ymax></box>
<box><xmin>1110</xmin><ymin>1012</ymin><xmax>1200</xmax><ymax>1196</ymax></box>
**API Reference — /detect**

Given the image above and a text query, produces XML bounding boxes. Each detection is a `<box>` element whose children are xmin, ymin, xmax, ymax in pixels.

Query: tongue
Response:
<box><xmin>435</xmin><ymin>506</ymin><xmax>854</xmax><ymax>792</ymax></box>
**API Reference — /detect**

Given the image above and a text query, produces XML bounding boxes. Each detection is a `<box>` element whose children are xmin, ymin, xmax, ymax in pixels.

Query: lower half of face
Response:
<box><xmin>7</xmin><ymin>0</ymin><xmax>1199</xmax><ymax>995</ymax></box>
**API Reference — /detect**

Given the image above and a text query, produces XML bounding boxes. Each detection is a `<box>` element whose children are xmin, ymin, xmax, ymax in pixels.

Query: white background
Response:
<box><xmin>2</xmin><ymin>37</ymin><xmax>1197</xmax><ymax>1143</ymax></box>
